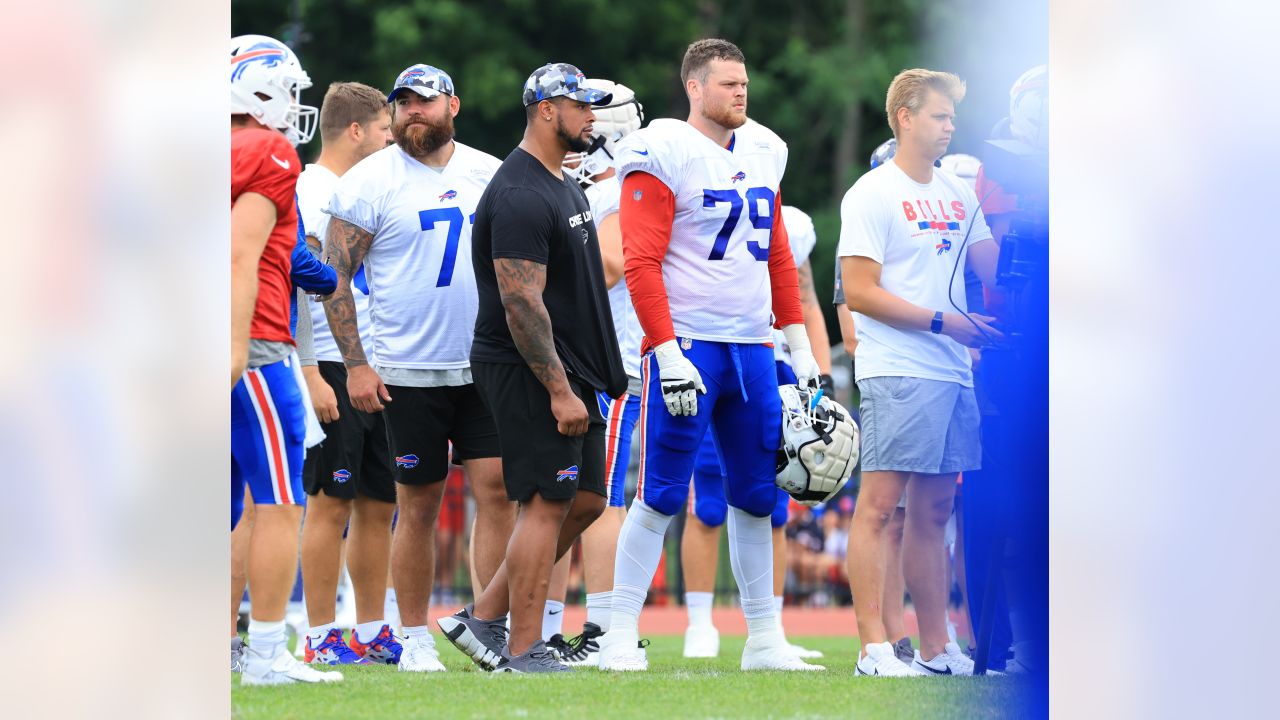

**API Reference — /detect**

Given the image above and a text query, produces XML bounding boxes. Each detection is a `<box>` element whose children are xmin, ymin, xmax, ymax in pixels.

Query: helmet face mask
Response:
<box><xmin>230</xmin><ymin>35</ymin><xmax>317</xmax><ymax>146</ymax></box>
<box><xmin>562</xmin><ymin>79</ymin><xmax>644</xmax><ymax>186</ymax></box>
<box><xmin>775</xmin><ymin>384</ymin><xmax>860</xmax><ymax>506</ymax></box>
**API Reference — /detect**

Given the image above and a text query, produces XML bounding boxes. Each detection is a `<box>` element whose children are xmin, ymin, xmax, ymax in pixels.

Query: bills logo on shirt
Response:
<box><xmin>395</xmin><ymin>454</ymin><xmax>420</xmax><ymax>469</ymax></box>
<box><xmin>439</xmin><ymin>189</ymin><xmax>458</xmax><ymax>201</ymax></box>
<box><xmin>935</xmin><ymin>239</ymin><xmax>952</xmax><ymax>255</ymax></box>
<box><xmin>731</xmin><ymin>171</ymin><xmax>747</xmax><ymax>183</ymax></box>
<box><xmin>332</xmin><ymin>469</ymin><xmax>352</xmax><ymax>483</ymax></box>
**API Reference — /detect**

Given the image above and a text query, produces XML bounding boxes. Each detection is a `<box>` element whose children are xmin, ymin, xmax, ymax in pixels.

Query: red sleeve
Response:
<box><xmin>976</xmin><ymin>164</ymin><xmax>1017</xmax><ymax>216</ymax></box>
<box><xmin>767</xmin><ymin>190</ymin><xmax>804</xmax><ymax>328</ymax></box>
<box><xmin>620</xmin><ymin>172</ymin><xmax>676</xmax><ymax>351</ymax></box>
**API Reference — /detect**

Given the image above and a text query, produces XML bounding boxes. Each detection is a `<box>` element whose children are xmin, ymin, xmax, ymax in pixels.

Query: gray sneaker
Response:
<box><xmin>436</xmin><ymin>604</ymin><xmax>509</xmax><ymax>671</ymax></box>
<box><xmin>496</xmin><ymin>640</ymin><xmax>572</xmax><ymax>673</ymax></box>
<box><xmin>893</xmin><ymin>637</ymin><xmax>915</xmax><ymax>664</ymax></box>
<box><xmin>231</xmin><ymin>636</ymin><xmax>246</xmax><ymax>673</ymax></box>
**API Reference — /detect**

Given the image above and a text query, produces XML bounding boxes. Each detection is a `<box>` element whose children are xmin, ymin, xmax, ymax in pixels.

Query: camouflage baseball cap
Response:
<box><xmin>387</xmin><ymin>64</ymin><xmax>455</xmax><ymax>102</ymax></box>
<box><xmin>522</xmin><ymin>62</ymin><xmax>613</xmax><ymax>107</ymax></box>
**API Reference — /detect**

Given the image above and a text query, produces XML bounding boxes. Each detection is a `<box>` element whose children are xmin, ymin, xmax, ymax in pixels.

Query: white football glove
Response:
<box><xmin>782</xmin><ymin>324</ymin><xmax>820</xmax><ymax>390</ymax></box>
<box><xmin>653</xmin><ymin>339</ymin><xmax>706</xmax><ymax>417</ymax></box>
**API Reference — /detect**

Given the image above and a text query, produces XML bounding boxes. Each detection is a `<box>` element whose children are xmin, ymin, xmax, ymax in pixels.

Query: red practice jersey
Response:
<box><xmin>232</xmin><ymin>127</ymin><xmax>301</xmax><ymax>344</ymax></box>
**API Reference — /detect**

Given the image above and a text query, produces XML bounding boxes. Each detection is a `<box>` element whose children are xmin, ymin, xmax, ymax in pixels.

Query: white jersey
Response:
<box><xmin>586</xmin><ymin>175</ymin><xmax>643</xmax><ymax>381</ymax></box>
<box><xmin>615</xmin><ymin>118</ymin><xmax>788</xmax><ymax>344</ymax></box>
<box><xmin>325</xmin><ymin>142</ymin><xmax>502</xmax><ymax>369</ymax></box>
<box><xmin>835</xmin><ymin>161</ymin><xmax>993</xmax><ymax>386</ymax></box>
<box><xmin>773</xmin><ymin>204</ymin><xmax>817</xmax><ymax>364</ymax></box>
<box><xmin>296</xmin><ymin>163</ymin><xmax>374</xmax><ymax>363</ymax></box>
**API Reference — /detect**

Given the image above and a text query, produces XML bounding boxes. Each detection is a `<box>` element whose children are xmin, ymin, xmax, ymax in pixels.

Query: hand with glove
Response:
<box><xmin>782</xmin><ymin>324</ymin><xmax>821</xmax><ymax>390</ymax></box>
<box><xmin>653</xmin><ymin>339</ymin><xmax>706</xmax><ymax>416</ymax></box>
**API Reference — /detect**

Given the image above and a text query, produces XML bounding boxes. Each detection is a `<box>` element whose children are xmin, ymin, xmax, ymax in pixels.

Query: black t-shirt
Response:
<box><xmin>471</xmin><ymin>147</ymin><xmax>627</xmax><ymax>398</ymax></box>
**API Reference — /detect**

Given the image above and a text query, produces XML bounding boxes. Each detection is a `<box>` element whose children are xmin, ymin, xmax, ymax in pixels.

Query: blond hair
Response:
<box><xmin>885</xmin><ymin>69</ymin><xmax>966</xmax><ymax>138</ymax></box>
<box><xmin>319</xmin><ymin>82</ymin><xmax>388</xmax><ymax>141</ymax></box>
<box><xmin>681</xmin><ymin>38</ymin><xmax>745</xmax><ymax>86</ymax></box>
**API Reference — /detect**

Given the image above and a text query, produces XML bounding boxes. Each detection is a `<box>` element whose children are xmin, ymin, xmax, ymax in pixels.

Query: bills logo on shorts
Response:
<box><xmin>333</xmin><ymin>469</ymin><xmax>352</xmax><ymax>483</ymax></box>
<box><xmin>555</xmin><ymin>466</ymin><xmax>579</xmax><ymax>483</ymax></box>
<box><xmin>439</xmin><ymin>189</ymin><xmax>457</xmax><ymax>201</ymax></box>
<box><xmin>396</xmin><ymin>454</ymin><xmax>420</xmax><ymax>469</ymax></box>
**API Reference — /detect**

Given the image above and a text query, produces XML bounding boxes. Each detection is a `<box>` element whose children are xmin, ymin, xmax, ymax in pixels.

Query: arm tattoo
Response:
<box><xmin>322</xmin><ymin>218</ymin><xmax>374</xmax><ymax>369</ymax></box>
<box><xmin>798</xmin><ymin>260</ymin><xmax>820</xmax><ymax>307</ymax></box>
<box><xmin>494</xmin><ymin>258</ymin><xmax>569</xmax><ymax>392</ymax></box>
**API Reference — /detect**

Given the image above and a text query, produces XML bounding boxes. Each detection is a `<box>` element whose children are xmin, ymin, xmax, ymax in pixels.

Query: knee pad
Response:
<box><xmin>694</xmin><ymin>493</ymin><xmax>727</xmax><ymax>527</ymax></box>
<box><xmin>728</xmin><ymin>480</ymin><xmax>779</xmax><ymax>519</ymax></box>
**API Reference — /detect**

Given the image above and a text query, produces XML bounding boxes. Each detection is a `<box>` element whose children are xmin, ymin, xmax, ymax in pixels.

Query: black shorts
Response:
<box><xmin>381</xmin><ymin>381</ymin><xmax>500</xmax><ymax>486</ymax></box>
<box><xmin>303</xmin><ymin>361</ymin><xmax>396</xmax><ymax>503</ymax></box>
<box><xmin>472</xmin><ymin>361</ymin><xmax>606</xmax><ymax>504</ymax></box>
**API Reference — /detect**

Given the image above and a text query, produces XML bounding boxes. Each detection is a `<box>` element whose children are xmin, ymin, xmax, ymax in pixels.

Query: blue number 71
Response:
<box><xmin>417</xmin><ymin>207</ymin><xmax>470</xmax><ymax>287</ymax></box>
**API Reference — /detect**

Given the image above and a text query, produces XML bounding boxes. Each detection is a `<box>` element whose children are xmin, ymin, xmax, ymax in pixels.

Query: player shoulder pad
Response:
<box><xmin>780</xmin><ymin>205</ymin><xmax>816</xmax><ymax>263</ymax></box>
<box><xmin>738</xmin><ymin>120</ymin><xmax>788</xmax><ymax>180</ymax></box>
<box><xmin>453</xmin><ymin>141</ymin><xmax>503</xmax><ymax>184</ymax></box>
<box><xmin>613</xmin><ymin>118</ymin><xmax>692</xmax><ymax>192</ymax></box>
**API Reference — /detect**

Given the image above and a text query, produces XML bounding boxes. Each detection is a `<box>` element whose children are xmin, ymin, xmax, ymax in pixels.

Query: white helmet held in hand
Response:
<box><xmin>230</xmin><ymin>34</ymin><xmax>317</xmax><ymax>146</ymax></box>
<box><xmin>563</xmin><ymin>79</ymin><xmax>644</xmax><ymax>185</ymax></box>
<box><xmin>775</xmin><ymin>384</ymin><xmax>859</xmax><ymax>506</ymax></box>
<box><xmin>1009</xmin><ymin>65</ymin><xmax>1047</xmax><ymax>152</ymax></box>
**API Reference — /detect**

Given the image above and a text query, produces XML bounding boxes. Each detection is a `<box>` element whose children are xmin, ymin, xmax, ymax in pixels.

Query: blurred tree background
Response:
<box><xmin>233</xmin><ymin>0</ymin><xmax>1045</xmax><ymax>340</ymax></box>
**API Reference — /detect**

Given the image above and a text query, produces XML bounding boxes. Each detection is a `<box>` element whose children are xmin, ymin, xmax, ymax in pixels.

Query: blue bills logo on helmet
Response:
<box><xmin>522</xmin><ymin>62</ymin><xmax>613</xmax><ymax>107</ymax></box>
<box><xmin>230</xmin><ymin>40</ymin><xmax>288</xmax><ymax>82</ymax></box>
<box><xmin>388</xmin><ymin>64</ymin><xmax>455</xmax><ymax>102</ymax></box>
<box><xmin>395</xmin><ymin>454</ymin><xmax>420</xmax><ymax>469</ymax></box>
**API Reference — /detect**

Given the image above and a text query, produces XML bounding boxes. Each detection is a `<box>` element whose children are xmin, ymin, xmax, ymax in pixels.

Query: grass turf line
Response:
<box><xmin>232</xmin><ymin>633</ymin><xmax>1032</xmax><ymax>720</ymax></box>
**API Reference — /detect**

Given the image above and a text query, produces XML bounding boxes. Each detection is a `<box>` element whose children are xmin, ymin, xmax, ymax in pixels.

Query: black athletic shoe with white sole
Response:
<box><xmin>435</xmin><ymin>604</ymin><xmax>509</xmax><ymax>671</ymax></box>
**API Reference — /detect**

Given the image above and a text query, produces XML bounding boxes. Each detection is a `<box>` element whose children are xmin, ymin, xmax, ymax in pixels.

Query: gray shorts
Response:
<box><xmin>857</xmin><ymin>376</ymin><xmax>981</xmax><ymax>475</ymax></box>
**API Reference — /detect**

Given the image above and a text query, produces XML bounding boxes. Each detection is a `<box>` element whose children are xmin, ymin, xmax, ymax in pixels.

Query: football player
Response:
<box><xmin>322</xmin><ymin>64</ymin><xmax>511</xmax><ymax>673</ymax></box>
<box><xmin>230</xmin><ymin>33</ymin><xmax>341</xmax><ymax>686</ymax></box>
<box><xmin>598</xmin><ymin>38</ymin><xmax>822</xmax><ymax>672</ymax></box>
<box><xmin>541</xmin><ymin>78</ymin><xmax>646</xmax><ymax>666</ymax></box>
<box><xmin>294</xmin><ymin>82</ymin><xmax>400</xmax><ymax>666</ymax></box>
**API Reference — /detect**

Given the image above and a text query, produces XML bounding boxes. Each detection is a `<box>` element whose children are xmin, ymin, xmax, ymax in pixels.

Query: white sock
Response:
<box><xmin>354</xmin><ymin>620</ymin><xmax>385</xmax><ymax>644</ymax></box>
<box><xmin>773</xmin><ymin>595</ymin><xmax>784</xmax><ymax>615</ymax></box>
<box><xmin>384</xmin><ymin>589</ymin><xmax>399</xmax><ymax>625</ymax></box>
<box><xmin>585</xmin><ymin>591</ymin><xmax>613</xmax><ymax>631</ymax></box>
<box><xmin>726</xmin><ymin>507</ymin><xmax>775</xmax><ymax>626</ymax></box>
<box><xmin>686</xmin><ymin>591</ymin><xmax>714</xmax><ymax>627</ymax></box>
<box><xmin>609</xmin><ymin>500</ymin><xmax>673</xmax><ymax>630</ymax></box>
<box><xmin>306</xmin><ymin>624</ymin><xmax>334</xmax><ymax>643</ymax></box>
<box><xmin>402</xmin><ymin>624</ymin><xmax>430</xmax><ymax>644</ymax></box>
<box><xmin>248</xmin><ymin>619</ymin><xmax>287</xmax><ymax>658</ymax></box>
<box><xmin>543</xmin><ymin>600</ymin><xmax>566</xmax><ymax>640</ymax></box>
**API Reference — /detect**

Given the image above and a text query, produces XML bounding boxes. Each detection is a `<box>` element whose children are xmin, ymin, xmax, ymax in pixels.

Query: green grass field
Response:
<box><xmin>232</xmin><ymin>634</ymin><xmax>1033</xmax><ymax>719</ymax></box>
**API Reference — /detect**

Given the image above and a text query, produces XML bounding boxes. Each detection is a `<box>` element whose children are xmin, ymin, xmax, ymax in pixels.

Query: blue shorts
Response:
<box><xmin>232</xmin><ymin>357</ymin><xmax>307</xmax><ymax>527</ymax></box>
<box><xmin>597</xmin><ymin>390</ymin><xmax>641</xmax><ymax>508</ymax></box>
<box><xmin>686</xmin><ymin>359</ymin><xmax>795</xmax><ymax>528</ymax></box>
<box><xmin>637</xmin><ymin>339</ymin><xmax>781</xmax><ymax>519</ymax></box>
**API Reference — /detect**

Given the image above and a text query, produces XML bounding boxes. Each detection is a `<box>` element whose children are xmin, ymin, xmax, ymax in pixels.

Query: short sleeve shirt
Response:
<box><xmin>471</xmin><ymin>147</ymin><xmax>627</xmax><ymax>398</ymax></box>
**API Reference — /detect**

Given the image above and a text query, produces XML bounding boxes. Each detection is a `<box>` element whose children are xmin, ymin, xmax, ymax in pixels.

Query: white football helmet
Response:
<box><xmin>1009</xmin><ymin>65</ymin><xmax>1047</xmax><ymax>152</ymax></box>
<box><xmin>230</xmin><ymin>34</ymin><xmax>317</xmax><ymax>146</ymax></box>
<box><xmin>775</xmin><ymin>384</ymin><xmax>860</xmax><ymax>507</ymax></box>
<box><xmin>563</xmin><ymin>79</ymin><xmax>644</xmax><ymax>185</ymax></box>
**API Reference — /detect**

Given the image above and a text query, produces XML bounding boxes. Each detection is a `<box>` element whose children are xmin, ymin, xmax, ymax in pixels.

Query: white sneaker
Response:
<box><xmin>855</xmin><ymin>641</ymin><xmax>924</xmax><ymax>677</ymax></box>
<box><xmin>399</xmin><ymin>634</ymin><xmax>447</xmax><ymax>673</ymax></box>
<box><xmin>598</xmin><ymin>627</ymin><xmax>648</xmax><ymax>672</ymax></box>
<box><xmin>242</xmin><ymin>645</ymin><xmax>344</xmax><ymax>686</ymax></box>
<box><xmin>913</xmin><ymin>642</ymin><xmax>985</xmax><ymax>676</ymax></box>
<box><xmin>682</xmin><ymin>623</ymin><xmax>720</xmax><ymax>658</ymax></box>
<box><xmin>741</xmin><ymin>631</ymin><xmax>825</xmax><ymax>671</ymax></box>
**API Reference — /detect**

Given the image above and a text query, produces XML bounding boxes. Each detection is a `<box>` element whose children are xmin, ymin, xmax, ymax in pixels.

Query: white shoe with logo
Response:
<box><xmin>399</xmin><ymin>634</ymin><xmax>447</xmax><ymax>673</ymax></box>
<box><xmin>913</xmin><ymin>642</ymin><xmax>992</xmax><ymax>676</ymax></box>
<box><xmin>242</xmin><ymin>644</ymin><xmax>344</xmax><ymax>686</ymax></box>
